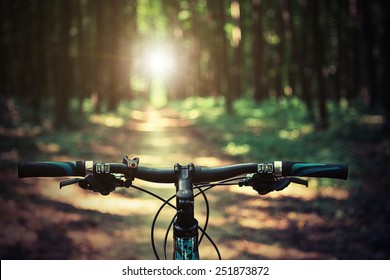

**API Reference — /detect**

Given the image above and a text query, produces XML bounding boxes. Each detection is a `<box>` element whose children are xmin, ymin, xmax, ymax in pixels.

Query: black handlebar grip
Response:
<box><xmin>282</xmin><ymin>161</ymin><xmax>348</xmax><ymax>179</ymax></box>
<box><xmin>18</xmin><ymin>161</ymin><xmax>86</xmax><ymax>178</ymax></box>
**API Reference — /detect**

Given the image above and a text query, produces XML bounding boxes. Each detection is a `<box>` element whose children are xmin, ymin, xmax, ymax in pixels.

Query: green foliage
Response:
<box><xmin>174</xmin><ymin>96</ymin><xmax>387</xmax><ymax>190</ymax></box>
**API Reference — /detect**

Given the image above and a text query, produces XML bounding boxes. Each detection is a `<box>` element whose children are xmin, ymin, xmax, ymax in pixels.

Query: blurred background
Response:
<box><xmin>1</xmin><ymin>0</ymin><xmax>389</xmax><ymax>260</ymax></box>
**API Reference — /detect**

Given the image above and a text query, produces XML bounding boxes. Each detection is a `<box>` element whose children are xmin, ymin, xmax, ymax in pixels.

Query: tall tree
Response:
<box><xmin>361</xmin><ymin>0</ymin><xmax>378</xmax><ymax>108</ymax></box>
<box><xmin>55</xmin><ymin>0</ymin><xmax>72</xmax><ymax>126</ymax></box>
<box><xmin>302</xmin><ymin>1</ymin><xmax>314</xmax><ymax>118</ymax></box>
<box><xmin>29</xmin><ymin>0</ymin><xmax>46</xmax><ymax>123</ymax></box>
<box><xmin>274</xmin><ymin>0</ymin><xmax>284</xmax><ymax>97</ymax></box>
<box><xmin>108</xmin><ymin>0</ymin><xmax>122</xmax><ymax>111</ymax></box>
<box><xmin>230</xmin><ymin>0</ymin><xmax>243</xmax><ymax>98</ymax></box>
<box><xmin>252</xmin><ymin>0</ymin><xmax>264</xmax><ymax>102</ymax></box>
<box><xmin>284</xmin><ymin>0</ymin><xmax>296</xmax><ymax>97</ymax></box>
<box><xmin>312</xmin><ymin>0</ymin><xmax>329</xmax><ymax>129</ymax></box>
<box><xmin>218</xmin><ymin>0</ymin><xmax>233</xmax><ymax>113</ymax></box>
<box><xmin>76</xmin><ymin>0</ymin><xmax>88</xmax><ymax>113</ymax></box>
<box><xmin>209</xmin><ymin>0</ymin><xmax>232</xmax><ymax>112</ymax></box>
<box><xmin>382</xmin><ymin>0</ymin><xmax>390</xmax><ymax>136</ymax></box>
<box><xmin>94</xmin><ymin>0</ymin><xmax>107</xmax><ymax>113</ymax></box>
<box><xmin>346</xmin><ymin>0</ymin><xmax>360</xmax><ymax>101</ymax></box>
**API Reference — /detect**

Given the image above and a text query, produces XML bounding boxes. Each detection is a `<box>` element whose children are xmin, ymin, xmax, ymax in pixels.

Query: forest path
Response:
<box><xmin>1</xmin><ymin>106</ymin><xmax>386</xmax><ymax>260</ymax></box>
<box><xmin>122</xmin><ymin>106</ymin><xmax>234</xmax><ymax>167</ymax></box>
<box><xmin>1</xmin><ymin>106</ymin><xmax>239</xmax><ymax>260</ymax></box>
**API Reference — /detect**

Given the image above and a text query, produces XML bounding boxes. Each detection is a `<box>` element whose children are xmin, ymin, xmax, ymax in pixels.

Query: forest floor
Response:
<box><xmin>1</xmin><ymin>105</ymin><xmax>389</xmax><ymax>260</ymax></box>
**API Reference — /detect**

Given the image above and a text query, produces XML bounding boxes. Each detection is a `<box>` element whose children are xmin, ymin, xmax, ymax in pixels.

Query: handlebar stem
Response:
<box><xmin>173</xmin><ymin>163</ymin><xmax>199</xmax><ymax>260</ymax></box>
<box><xmin>174</xmin><ymin>163</ymin><xmax>198</xmax><ymax>230</ymax></box>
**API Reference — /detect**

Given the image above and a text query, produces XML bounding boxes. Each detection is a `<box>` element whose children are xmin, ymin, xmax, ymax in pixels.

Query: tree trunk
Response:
<box><xmin>382</xmin><ymin>0</ymin><xmax>390</xmax><ymax>137</ymax></box>
<box><xmin>95</xmin><ymin>1</ymin><xmax>106</xmax><ymax>113</ymax></box>
<box><xmin>108</xmin><ymin>0</ymin><xmax>121</xmax><ymax>112</ymax></box>
<box><xmin>31</xmin><ymin>0</ymin><xmax>46</xmax><ymax>123</ymax></box>
<box><xmin>347</xmin><ymin>0</ymin><xmax>359</xmax><ymax>101</ymax></box>
<box><xmin>55</xmin><ymin>0</ymin><xmax>72</xmax><ymax>127</ymax></box>
<box><xmin>231</xmin><ymin>0</ymin><xmax>243</xmax><ymax>98</ymax></box>
<box><xmin>216</xmin><ymin>0</ymin><xmax>233</xmax><ymax>114</ymax></box>
<box><xmin>252</xmin><ymin>0</ymin><xmax>264</xmax><ymax>102</ymax></box>
<box><xmin>298</xmin><ymin>0</ymin><xmax>314</xmax><ymax>119</ymax></box>
<box><xmin>312</xmin><ymin>0</ymin><xmax>329</xmax><ymax>129</ymax></box>
<box><xmin>362</xmin><ymin>0</ymin><xmax>377</xmax><ymax>108</ymax></box>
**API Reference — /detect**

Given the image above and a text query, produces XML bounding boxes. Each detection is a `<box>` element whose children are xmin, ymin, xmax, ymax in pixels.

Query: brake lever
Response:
<box><xmin>272</xmin><ymin>177</ymin><xmax>308</xmax><ymax>191</ymax></box>
<box><xmin>60</xmin><ymin>178</ymin><xmax>81</xmax><ymax>188</ymax></box>
<box><xmin>60</xmin><ymin>174</ymin><xmax>121</xmax><ymax>195</ymax></box>
<box><xmin>239</xmin><ymin>174</ymin><xmax>308</xmax><ymax>195</ymax></box>
<box><xmin>272</xmin><ymin>177</ymin><xmax>290</xmax><ymax>191</ymax></box>
<box><xmin>79</xmin><ymin>174</ymin><xmax>119</xmax><ymax>195</ymax></box>
<box><xmin>289</xmin><ymin>177</ymin><xmax>308</xmax><ymax>187</ymax></box>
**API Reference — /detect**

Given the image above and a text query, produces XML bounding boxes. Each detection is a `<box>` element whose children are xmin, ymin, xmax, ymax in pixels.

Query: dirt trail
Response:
<box><xmin>1</xmin><ymin>106</ymin><xmax>388</xmax><ymax>259</ymax></box>
<box><xmin>1</xmin><ymin>106</ymin><xmax>237</xmax><ymax>260</ymax></box>
<box><xmin>124</xmin><ymin>106</ymin><xmax>234</xmax><ymax>167</ymax></box>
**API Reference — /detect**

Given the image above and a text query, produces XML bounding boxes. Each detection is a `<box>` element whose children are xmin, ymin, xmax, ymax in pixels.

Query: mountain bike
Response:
<box><xmin>18</xmin><ymin>156</ymin><xmax>348</xmax><ymax>260</ymax></box>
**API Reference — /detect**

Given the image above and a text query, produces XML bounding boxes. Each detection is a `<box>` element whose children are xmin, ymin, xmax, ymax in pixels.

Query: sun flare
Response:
<box><xmin>147</xmin><ymin>48</ymin><xmax>175</xmax><ymax>76</ymax></box>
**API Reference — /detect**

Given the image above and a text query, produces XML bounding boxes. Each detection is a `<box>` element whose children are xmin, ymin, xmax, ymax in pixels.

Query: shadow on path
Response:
<box><xmin>1</xmin><ymin>106</ymin><xmax>389</xmax><ymax>259</ymax></box>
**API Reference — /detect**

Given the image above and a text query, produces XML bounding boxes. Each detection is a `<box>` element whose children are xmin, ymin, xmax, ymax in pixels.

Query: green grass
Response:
<box><xmin>173</xmin><ymin>96</ymin><xmax>388</xmax><ymax>190</ymax></box>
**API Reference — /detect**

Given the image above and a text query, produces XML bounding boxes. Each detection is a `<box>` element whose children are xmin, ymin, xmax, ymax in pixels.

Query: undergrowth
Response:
<box><xmin>173</xmin><ymin>96</ymin><xmax>388</xmax><ymax>191</ymax></box>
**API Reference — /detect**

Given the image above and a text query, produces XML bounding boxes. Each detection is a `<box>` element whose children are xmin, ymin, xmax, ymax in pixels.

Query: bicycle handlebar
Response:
<box><xmin>18</xmin><ymin>161</ymin><xmax>86</xmax><ymax>178</ymax></box>
<box><xmin>17</xmin><ymin>158</ymin><xmax>348</xmax><ymax>261</ymax></box>
<box><xmin>18</xmin><ymin>160</ymin><xmax>348</xmax><ymax>182</ymax></box>
<box><xmin>282</xmin><ymin>161</ymin><xmax>348</xmax><ymax>180</ymax></box>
